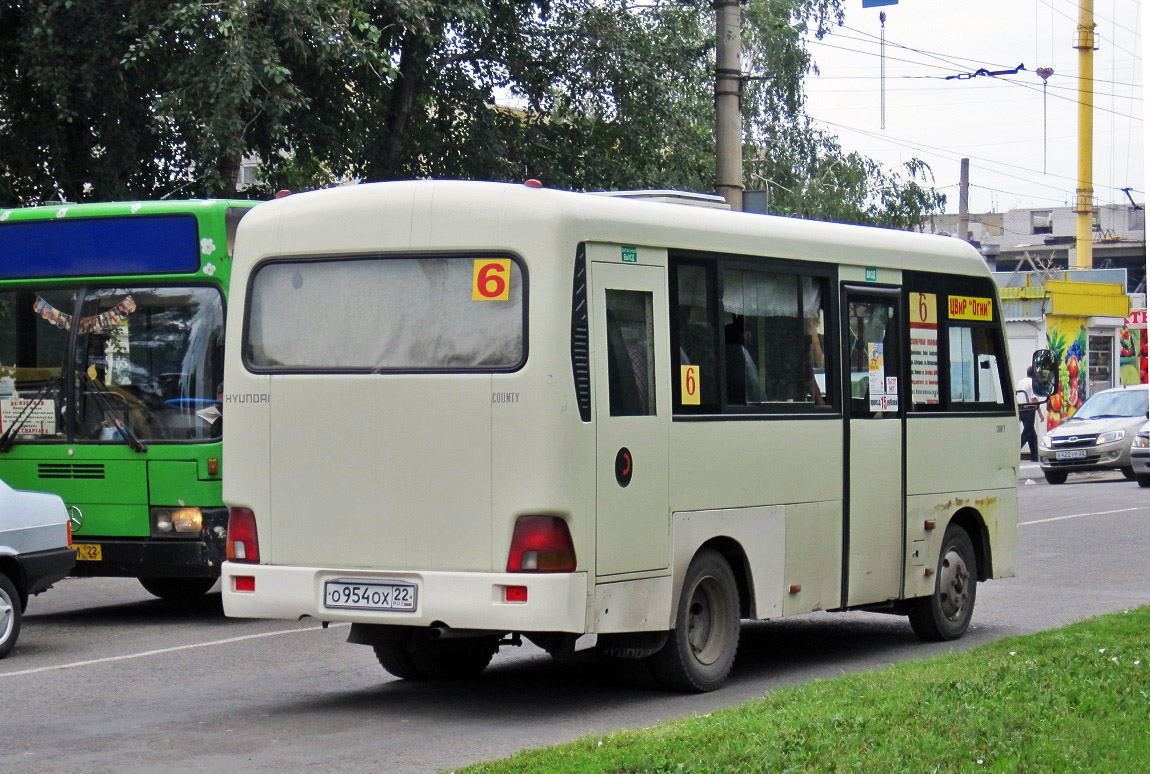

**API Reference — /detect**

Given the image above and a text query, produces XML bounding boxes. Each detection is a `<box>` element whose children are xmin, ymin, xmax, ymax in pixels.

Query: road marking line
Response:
<box><xmin>0</xmin><ymin>622</ymin><xmax>349</xmax><ymax>679</ymax></box>
<box><xmin>1020</xmin><ymin>506</ymin><xmax>1147</xmax><ymax>526</ymax></box>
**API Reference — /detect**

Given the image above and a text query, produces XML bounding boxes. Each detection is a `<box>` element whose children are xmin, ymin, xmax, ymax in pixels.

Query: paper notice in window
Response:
<box><xmin>909</xmin><ymin>292</ymin><xmax>940</xmax><ymax>405</ymax></box>
<box><xmin>0</xmin><ymin>398</ymin><xmax>57</xmax><ymax>436</ymax></box>
<box><xmin>868</xmin><ymin>342</ymin><xmax>884</xmax><ymax>395</ymax></box>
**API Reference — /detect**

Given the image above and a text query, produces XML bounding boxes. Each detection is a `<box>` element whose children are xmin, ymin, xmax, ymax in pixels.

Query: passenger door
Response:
<box><xmin>590</xmin><ymin>257</ymin><xmax>670</xmax><ymax>577</ymax></box>
<box><xmin>842</xmin><ymin>287</ymin><xmax>905</xmax><ymax>606</ymax></box>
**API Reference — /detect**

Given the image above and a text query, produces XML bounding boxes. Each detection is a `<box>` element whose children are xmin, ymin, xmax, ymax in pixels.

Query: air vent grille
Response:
<box><xmin>570</xmin><ymin>246</ymin><xmax>591</xmax><ymax>422</ymax></box>
<box><xmin>38</xmin><ymin>463</ymin><xmax>106</xmax><ymax>480</ymax></box>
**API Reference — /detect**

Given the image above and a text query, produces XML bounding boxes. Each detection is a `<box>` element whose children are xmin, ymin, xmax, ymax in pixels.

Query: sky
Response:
<box><xmin>801</xmin><ymin>0</ymin><xmax>1144</xmax><ymax>215</ymax></box>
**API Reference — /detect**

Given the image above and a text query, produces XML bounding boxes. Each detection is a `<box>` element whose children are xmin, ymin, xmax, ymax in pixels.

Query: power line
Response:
<box><xmin>1052</xmin><ymin>0</ymin><xmax>1144</xmax><ymax>39</ymax></box>
<box><xmin>807</xmin><ymin>38</ymin><xmax>964</xmax><ymax>75</ymax></box>
<box><xmin>969</xmin><ymin>182</ymin><xmax>1072</xmax><ymax>204</ymax></box>
<box><xmin>809</xmin><ymin>37</ymin><xmax>1143</xmax><ymax>120</ymax></box>
<box><xmin>837</xmin><ymin>25</ymin><xmax>1013</xmax><ymax>71</ymax></box>
<box><xmin>997</xmin><ymin>75</ymin><xmax>1143</xmax><ymax>120</ymax></box>
<box><xmin>1036</xmin><ymin>0</ymin><xmax>1143</xmax><ymax>62</ymax></box>
<box><xmin>831</xmin><ymin>19</ymin><xmax>1143</xmax><ymax>90</ymax></box>
<box><xmin>809</xmin><ymin>115</ymin><xmax>1141</xmax><ymax>198</ymax></box>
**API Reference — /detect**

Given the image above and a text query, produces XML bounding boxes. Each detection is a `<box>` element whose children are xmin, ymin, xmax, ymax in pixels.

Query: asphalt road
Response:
<box><xmin>2</xmin><ymin>471</ymin><xmax>1148</xmax><ymax>773</ymax></box>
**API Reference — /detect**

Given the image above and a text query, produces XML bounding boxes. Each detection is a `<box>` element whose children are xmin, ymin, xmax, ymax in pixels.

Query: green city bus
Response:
<box><xmin>0</xmin><ymin>199</ymin><xmax>258</xmax><ymax>600</ymax></box>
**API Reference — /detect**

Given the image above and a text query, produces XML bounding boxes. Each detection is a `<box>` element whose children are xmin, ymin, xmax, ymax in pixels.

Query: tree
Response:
<box><xmin>0</xmin><ymin>0</ymin><xmax>944</xmax><ymax>228</ymax></box>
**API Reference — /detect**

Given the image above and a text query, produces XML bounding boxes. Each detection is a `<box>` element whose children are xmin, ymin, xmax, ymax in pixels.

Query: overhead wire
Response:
<box><xmin>808</xmin><ymin>116</ymin><xmax>1145</xmax><ymax>202</ymax></box>
<box><xmin>830</xmin><ymin>21</ymin><xmax>1143</xmax><ymax>88</ymax></box>
<box><xmin>1036</xmin><ymin>0</ymin><xmax>1142</xmax><ymax>61</ymax></box>
<box><xmin>808</xmin><ymin>30</ymin><xmax>1143</xmax><ymax>120</ymax></box>
<box><xmin>807</xmin><ymin>7</ymin><xmax>1142</xmax><ymax>209</ymax></box>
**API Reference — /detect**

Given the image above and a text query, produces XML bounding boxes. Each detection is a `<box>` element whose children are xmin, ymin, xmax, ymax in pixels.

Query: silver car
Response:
<box><xmin>1037</xmin><ymin>384</ymin><xmax>1150</xmax><ymax>485</ymax></box>
<box><xmin>1131</xmin><ymin>420</ymin><xmax>1150</xmax><ymax>488</ymax></box>
<box><xmin>1</xmin><ymin>479</ymin><xmax>75</xmax><ymax>658</ymax></box>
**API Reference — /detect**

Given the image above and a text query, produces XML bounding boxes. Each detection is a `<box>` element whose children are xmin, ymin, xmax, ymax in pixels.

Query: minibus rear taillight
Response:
<box><xmin>226</xmin><ymin>507</ymin><xmax>260</xmax><ymax>563</ymax></box>
<box><xmin>506</xmin><ymin>515</ymin><xmax>576</xmax><ymax>572</ymax></box>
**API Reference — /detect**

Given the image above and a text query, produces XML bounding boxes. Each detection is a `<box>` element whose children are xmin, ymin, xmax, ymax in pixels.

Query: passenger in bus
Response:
<box><xmin>724</xmin><ymin>316</ymin><xmax>766</xmax><ymax>405</ymax></box>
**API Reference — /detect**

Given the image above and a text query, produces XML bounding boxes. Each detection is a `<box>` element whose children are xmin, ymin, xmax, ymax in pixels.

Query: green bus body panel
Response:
<box><xmin>0</xmin><ymin>457</ymin><xmax>146</xmax><ymax>504</ymax></box>
<box><xmin>68</xmin><ymin>503</ymin><xmax>150</xmax><ymax>538</ymax></box>
<box><xmin>147</xmin><ymin>461</ymin><xmax>221</xmax><ymax>507</ymax></box>
<box><xmin>0</xmin><ymin>199</ymin><xmax>248</xmax><ymax>545</ymax></box>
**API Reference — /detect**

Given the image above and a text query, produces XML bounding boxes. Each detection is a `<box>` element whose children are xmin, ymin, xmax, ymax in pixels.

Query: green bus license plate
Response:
<box><xmin>323</xmin><ymin>580</ymin><xmax>417</xmax><ymax>612</ymax></box>
<box><xmin>73</xmin><ymin>543</ymin><xmax>102</xmax><ymax>561</ymax></box>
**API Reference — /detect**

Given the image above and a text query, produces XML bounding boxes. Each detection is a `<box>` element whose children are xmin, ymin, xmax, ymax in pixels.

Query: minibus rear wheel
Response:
<box><xmin>649</xmin><ymin>548</ymin><xmax>740</xmax><ymax>692</ymax></box>
<box><xmin>409</xmin><ymin>636</ymin><xmax>499</xmax><ymax>680</ymax></box>
<box><xmin>373</xmin><ymin>636</ymin><xmax>426</xmax><ymax>680</ymax></box>
<box><xmin>909</xmin><ymin>524</ymin><xmax>977</xmax><ymax>642</ymax></box>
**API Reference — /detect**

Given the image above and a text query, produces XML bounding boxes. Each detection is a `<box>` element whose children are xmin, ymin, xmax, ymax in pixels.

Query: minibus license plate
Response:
<box><xmin>1055</xmin><ymin>449</ymin><xmax>1088</xmax><ymax>460</ymax></box>
<box><xmin>324</xmin><ymin>580</ymin><xmax>417</xmax><ymax>612</ymax></box>
<box><xmin>73</xmin><ymin>543</ymin><xmax>102</xmax><ymax>561</ymax></box>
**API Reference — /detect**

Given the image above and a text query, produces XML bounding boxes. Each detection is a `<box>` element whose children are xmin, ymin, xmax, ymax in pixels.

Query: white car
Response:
<box><xmin>1131</xmin><ymin>420</ymin><xmax>1150</xmax><ymax>488</ymax></box>
<box><xmin>0</xmin><ymin>479</ymin><xmax>75</xmax><ymax>658</ymax></box>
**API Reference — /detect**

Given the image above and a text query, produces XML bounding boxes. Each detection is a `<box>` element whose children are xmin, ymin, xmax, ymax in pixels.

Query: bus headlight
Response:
<box><xmin>1095</xmin><ymin>430</ymin><xmax>1125</xmax><ymax>445</ymax></box>
<box><xmin>151</xmin><ymin>507</ymin><xmax>203</xmax><ymax>537</ymax></box>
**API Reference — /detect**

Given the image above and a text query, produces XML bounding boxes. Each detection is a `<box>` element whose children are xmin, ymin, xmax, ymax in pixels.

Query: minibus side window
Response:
<box><xmin>606</xmin><ymin>290</ymin><xmax>655</xmax><ymax>416</ymax></box>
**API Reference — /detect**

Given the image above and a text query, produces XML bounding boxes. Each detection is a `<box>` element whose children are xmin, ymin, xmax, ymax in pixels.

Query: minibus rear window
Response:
<box><xmin>245</xmin><ymin>255</ymin><xmax>526</xmax><ymax>372</ymax></box>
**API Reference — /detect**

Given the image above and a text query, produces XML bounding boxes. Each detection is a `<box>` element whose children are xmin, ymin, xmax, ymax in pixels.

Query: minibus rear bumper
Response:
<box><xmin>221</xmin><ymin>562</ymin><xmax>589</xmax><ymax>634</ymax></box>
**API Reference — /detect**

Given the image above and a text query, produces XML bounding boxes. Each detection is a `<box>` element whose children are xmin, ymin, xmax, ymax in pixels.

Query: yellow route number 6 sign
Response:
<box><xmin>681</xmin><ymin>365</ymin><xmax>701</xmax><ymax>405</ymax></box>
<box><xmin>473</xmin><ymin>258</ymin><xmax>511</xmax><ymax>301</ymax></box>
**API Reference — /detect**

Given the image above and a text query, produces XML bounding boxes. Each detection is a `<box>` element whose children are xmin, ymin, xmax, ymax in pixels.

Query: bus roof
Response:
<box><xmin>0</xmin><ymin>199</ymin><xmax>260</xmax><ymax>282</ymax></box>
<box><xmin>237</xmin><ymin>181</ymin><xmax>990</xmax><ymax>279</ymax></box>
<box><xmin>0</xmin><ymin>199</ymin><xmax>259</xmax><ymax>223</ymax></box>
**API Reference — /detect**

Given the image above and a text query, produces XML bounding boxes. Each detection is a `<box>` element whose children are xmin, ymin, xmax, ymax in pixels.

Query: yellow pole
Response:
<box><xmin>1074</xmin><ymin>0</ymin><xmax>1095</xmax><ymax>270</ymax></box>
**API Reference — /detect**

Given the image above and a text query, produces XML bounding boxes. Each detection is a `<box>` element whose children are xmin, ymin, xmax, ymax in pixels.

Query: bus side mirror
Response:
<box><xmin>1031</xmin><ymin>350</ymin><xmax>1059</xmax><ymax>398</ymax></box>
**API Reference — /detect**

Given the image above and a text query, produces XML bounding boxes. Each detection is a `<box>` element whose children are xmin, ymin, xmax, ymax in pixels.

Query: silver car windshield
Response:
<box><xmin>1068</xmin><ymin>389</ymin><xmax>1149</xmax><ymax>421</ymax></box>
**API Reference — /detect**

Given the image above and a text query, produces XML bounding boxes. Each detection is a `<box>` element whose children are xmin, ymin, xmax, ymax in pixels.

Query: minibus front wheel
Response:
<box><xmin>909</xmin><ymin>524</ymin><xmax>977</xmax><ymax>641</ymax></box>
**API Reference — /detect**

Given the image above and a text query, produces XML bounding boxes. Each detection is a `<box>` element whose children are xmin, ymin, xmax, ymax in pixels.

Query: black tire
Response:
<box><xmin>138</xmin><ymin>576</ymin><xmax>217</xmax><ymax>601</ymax></box>
<box><xmin>909</xmin><ymin>525</ymin><xmax>978</xmax><ymax>642</ymax></box>
<box><xmin>0</xmin><ymin>573</ymin><xmax>23</xmax><ymax>660</ymax></box>
<box><xmin>1043</xmin><ymin>470</ymin><xmax>1068</xmax><ymax>485</ymax></box>
<box><xmin>649</xmin><ymin>548</ymin><xmax>740</xmax><ymax>692</ymax></box>
<box><xmin>1120</xmin><ymin>467</ymin><xmax>1137</xmax><ymax>480</ymax></box>
<box><xmin>408</xmin><ymin>636</ymin><xmax>499</xmax><ymax>680</ymax></box>
<box><xmin>1136</xmin><ymin>474</ymin><xmax>1150</xmax><ymax>488</ymax></box>
<box><xmin>373</xmin><ymin>636</ymin><xmax>426</xmax><ymax>680</ymax></box>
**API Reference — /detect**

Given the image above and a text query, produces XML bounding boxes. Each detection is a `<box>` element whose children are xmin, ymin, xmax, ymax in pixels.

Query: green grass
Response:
<box><xmin>461</xmin><ymin>607</ymin><xmax>1150</xmax><ymax>773</ymax></box>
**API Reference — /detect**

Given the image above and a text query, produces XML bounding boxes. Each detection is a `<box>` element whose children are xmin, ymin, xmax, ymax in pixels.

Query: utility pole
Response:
<box><xmin>1074</xmin><ymin>0</ymin><xmax>1095</xmax><ymax>270</ymax></box>
<box><xmin>715</xmin><ymin>0</ymin><xmax>743</xmax><ymax>211</ymax></box>
<box><xmin>957</xmin><ymin>157</ymin><xmax>970</xmax><ymax>243</ymax></box>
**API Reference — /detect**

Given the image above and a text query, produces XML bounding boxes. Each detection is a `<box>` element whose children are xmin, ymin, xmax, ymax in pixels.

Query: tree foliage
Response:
<box><xmin>0</xmin><ymin>0</ymin><xmax>944</xmax><ymax>227</ymax></box>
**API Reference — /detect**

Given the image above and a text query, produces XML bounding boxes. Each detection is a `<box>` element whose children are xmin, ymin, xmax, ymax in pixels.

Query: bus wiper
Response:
<box><xmin>0</xmin><ymin>375</ymin><xmax>61</xmax><ymax>453</ymax></box>
<box><xmin>80</xmin><ymin>372</ymin><xmax>148</xmax><ymax>453</ymax></box>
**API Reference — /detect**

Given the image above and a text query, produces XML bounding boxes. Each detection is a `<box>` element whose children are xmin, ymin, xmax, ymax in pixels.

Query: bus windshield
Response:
<box><xmin>0</xmin><ymin>286</ymin><xmax>224</xmax><ymax>443</ymax></box>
